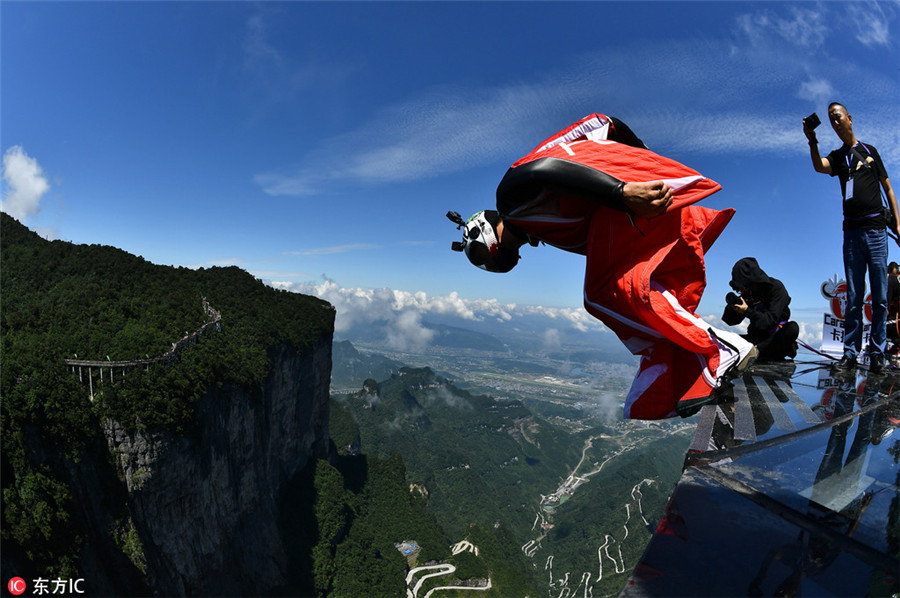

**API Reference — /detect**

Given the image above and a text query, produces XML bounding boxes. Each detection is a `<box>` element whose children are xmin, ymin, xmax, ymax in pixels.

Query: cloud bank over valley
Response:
<box><xmin>273</xmin><ymin>278</ymin><xmax>825</xmax><ymax>356</ymax></box>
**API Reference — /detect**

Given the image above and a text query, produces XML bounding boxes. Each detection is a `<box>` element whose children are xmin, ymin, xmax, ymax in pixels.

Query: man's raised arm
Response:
<box><xmin>804</xmin><ymin>116</ymin><xmax>831</xmax><ymax>174</ymax></box>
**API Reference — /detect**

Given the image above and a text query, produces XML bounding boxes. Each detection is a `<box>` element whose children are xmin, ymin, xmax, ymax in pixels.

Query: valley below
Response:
<box><xmin>331</xmin><ymin>338</ymin><xmax>697</xmax><ymax>597</ymax></box>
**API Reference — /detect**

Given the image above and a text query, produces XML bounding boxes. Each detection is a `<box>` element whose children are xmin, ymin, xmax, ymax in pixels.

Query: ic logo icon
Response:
<box><xmin>7</xmin><ymin>577</ymin><xmax>26</xmax><ymax>596</ymax></box>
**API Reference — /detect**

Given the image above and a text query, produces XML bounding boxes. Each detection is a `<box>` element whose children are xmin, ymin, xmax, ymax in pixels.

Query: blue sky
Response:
<box><xmin>3</xmin><ymin>1</ymin><xmax>899</xmax><ymax>349</ymax></box>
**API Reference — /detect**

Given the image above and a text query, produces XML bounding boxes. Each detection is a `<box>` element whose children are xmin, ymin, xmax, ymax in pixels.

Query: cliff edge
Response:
<box><xmin>103</xmin><ymin>338</ymin><xmax>332</xmax><ymax>595</ymax></box>
<box><xmin>1</xmin><ymin>213</ymin><xmax>335</xmax><ymax>596</ymax></box>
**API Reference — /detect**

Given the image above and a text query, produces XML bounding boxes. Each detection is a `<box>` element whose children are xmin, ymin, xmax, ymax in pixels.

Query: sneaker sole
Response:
<box><xmin>676</xmin><ymin>351</ymin><xmax>756</xmax><ymax>418</ymax></box>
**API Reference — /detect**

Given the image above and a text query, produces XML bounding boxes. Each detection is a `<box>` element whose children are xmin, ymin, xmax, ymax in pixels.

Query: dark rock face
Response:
<box><xmin>102</xmin><ymin>336</ymin><xmax>332</xmax><ymax>596</ymax></box>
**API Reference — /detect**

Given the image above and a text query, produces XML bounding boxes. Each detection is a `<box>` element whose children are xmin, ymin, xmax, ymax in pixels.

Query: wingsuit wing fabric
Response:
<box><xmin>512</xmin><ymin>113</ymin><xmax>722</xmax><ymax>211</ymax></box>
<box><xmin>497</xmin><ymin>113</ymin><xmax>735</xmax><ymax>419</ymax></box>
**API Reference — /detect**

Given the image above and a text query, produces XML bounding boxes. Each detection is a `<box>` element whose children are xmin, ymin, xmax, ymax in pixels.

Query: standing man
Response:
<box><xmin>804</xmin><ymin>103</ymin><xmax>899</xmax><ymax>374</ymax></box>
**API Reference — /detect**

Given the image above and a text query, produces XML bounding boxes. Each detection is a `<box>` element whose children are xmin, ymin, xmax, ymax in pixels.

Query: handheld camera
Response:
<box><xmin>804</xmin><ymin>112</ymin><xmax>821</xmax><ymax>130</ymax></box>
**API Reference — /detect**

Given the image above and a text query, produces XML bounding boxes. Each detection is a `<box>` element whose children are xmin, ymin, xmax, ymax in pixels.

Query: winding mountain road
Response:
<box><xmin>405</xmin><ymin>541</ymin><xmax>491</xmax><ymax>598</ymax></box>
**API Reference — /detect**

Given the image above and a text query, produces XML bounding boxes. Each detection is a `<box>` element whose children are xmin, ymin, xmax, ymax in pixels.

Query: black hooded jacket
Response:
<box><xmin>723</xmin><ymin>258</ymin><xmax>792</xmax><ymax>343</ymax></box>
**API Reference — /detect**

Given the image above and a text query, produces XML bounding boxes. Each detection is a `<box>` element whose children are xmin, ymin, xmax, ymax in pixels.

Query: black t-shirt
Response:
<box><xmin>826</xmin><ymin>142</ymin><xmax>889</xmax><ymax>230</ymax></box>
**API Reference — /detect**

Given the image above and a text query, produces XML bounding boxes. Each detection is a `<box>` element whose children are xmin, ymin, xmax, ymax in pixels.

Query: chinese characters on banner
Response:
<box><xmin>821</xmin><ymin>276</ymin><xmax>873</xmax><ymax>358</ymax></box>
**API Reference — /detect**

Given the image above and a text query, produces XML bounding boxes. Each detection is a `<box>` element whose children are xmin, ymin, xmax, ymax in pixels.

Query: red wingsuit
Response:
<box><xmin>496</xmin><ymin>114</ymin><xmax>736</xmax><ymax>419</ymax></box>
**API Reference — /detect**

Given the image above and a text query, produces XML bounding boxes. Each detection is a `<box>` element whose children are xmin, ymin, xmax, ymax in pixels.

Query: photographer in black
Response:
<box><xmin>722</xmin><ymin>257</ymin><xmax>799</xmax><ymax>361</ymax></box>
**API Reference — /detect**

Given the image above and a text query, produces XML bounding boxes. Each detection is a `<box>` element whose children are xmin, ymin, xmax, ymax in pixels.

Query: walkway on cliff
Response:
<box><xmin>62</xmin><ymin>297</ymin><xmax>222</xmax><ymax>400</ymax></box>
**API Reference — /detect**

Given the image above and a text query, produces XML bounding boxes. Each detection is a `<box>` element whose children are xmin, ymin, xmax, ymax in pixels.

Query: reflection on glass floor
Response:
<box><xmin>620</xmin><ymin>356</ymin><xmax>900</xmax><ymax>598</ymax></box>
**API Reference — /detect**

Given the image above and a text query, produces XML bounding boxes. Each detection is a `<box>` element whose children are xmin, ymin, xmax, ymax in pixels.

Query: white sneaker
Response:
<box><xmin>707</xmin><ymin>328</ymin><xmax>758</xmax><ymax>387</ymax></box>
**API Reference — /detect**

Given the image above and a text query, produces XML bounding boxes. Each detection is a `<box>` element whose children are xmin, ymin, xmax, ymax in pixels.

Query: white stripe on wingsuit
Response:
<box><xmin>651</xmin><ymin>282</ymin><xmax>713</xmax><ymax>331</ymax></box>
<box><xmin>583</xmin><ymin>291</ymin><xmax>663</xmax><ymax>339</ymax></box>
<box><xmin>651</xmin><ymin>282</ymin><xmax>752</xmax><ymax>382</ymax></box>
<box><xmin>535</xmin><ymin>116</ymin><xmax>611</xmax><ymax>152</ymax></box>
<box><xmin>661</xmin><ymin>175</ymin><xmax>703</xmax><ymax>190</ymax></box>
<box><xmin>625</xmin><ymin>361</ymin><xmax>667</xmax><ymax>406</ymax></box>
<box><xmin>651</xmin><ymin>282</ymin><xmax>717</xmax><ymax>385</ymax></box>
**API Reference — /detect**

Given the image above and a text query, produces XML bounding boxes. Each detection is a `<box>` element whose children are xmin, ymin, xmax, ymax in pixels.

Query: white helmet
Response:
<box><xmin>448</xmin><ymin>210</ymin><xmax>517</xmax><ymax>272</ymax></box>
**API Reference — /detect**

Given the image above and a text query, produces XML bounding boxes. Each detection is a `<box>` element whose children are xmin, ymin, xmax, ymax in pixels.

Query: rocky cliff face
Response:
<box><xmin>102</xmin><ymin>334</ymin><xmax>332</xmax><ymax>596</ymax></box>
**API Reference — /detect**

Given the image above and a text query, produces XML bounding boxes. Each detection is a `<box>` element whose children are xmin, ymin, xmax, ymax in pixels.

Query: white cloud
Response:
<box><xmin>797</xmin><ymin>318</ymin><xmax>822</xmax><ymax>348</ymax></box>
<box><xmin>736</xmin><ymin>6</ymin><xmax>829</xmax><ymax>49</ymax></box>
<box><xmin>253</xmin><ymin>84</ymin><xmax>555</xmax><ymax>196</ymax></box>
<box><xmin>798</xmin><ymin>77</ymin><xmax>835</xmax><ymax>107</ymax></box>
<box><xmin>426</xmin><ymin>385</ymin><xmax>472</xmax><ymax>410</ymax></box>
<box><xmin>385</xmin><ymin>310</ymin><xmax>435</xmax><ymax>352</ymax></box>
<box><xmin>703</xmin><ymin>314</ymin><xmax>747</xmax><ymax>335</ymax></box>
<box><xmin>240</xmin><ymin>7</ymin><xmax>364</xmax><ymax>133</ymax></box>
<box><xmin>270</xmin><ymin>278</ymin><xmax>607</xmax><ymax>346</ymax></box>
<box><xmin>241</xmin><ymin>12</ymin><xmax>322</xmax><ymax>109</ymax></box>
<box><xmin>542</xmin><ymin>328</ymin><xmax>562</xmax><ymax>349</ymax></box>
<box><xmin>254</xmin><ymin>172</ymin><xmax>318</xmax><ymax>197</ymax></box>
<box><xmin>1</xmin><ymin>146</ymin><xmax>50</xmax><ymax>223</ymax></box>
<box><xmin>252</xmin><ymin>42</ymin><xmax>790</xmax><ymax>197</ymax></box>
<box><xmin>243</xmin><ymin>13</ymin><xmax>283</xmax><ymax>74</ymax></box>
<box><xmin>518</xmin><ymin>304</ymin><xmax>598</xmax><ymax>333</ymax></box>
<box><xmin>273</xmin><ymin>278</ymin><xmax>835</xmax><ymax>363</ymax></box>
<box><xmin>848</xmin><ymin>1</ymin><xmax>892</xmax><ymax>48</ymax></box>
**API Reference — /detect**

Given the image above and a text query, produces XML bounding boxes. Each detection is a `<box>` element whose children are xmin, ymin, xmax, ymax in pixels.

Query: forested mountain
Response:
<box><xmin>1</xmin><ymin>213</ymin><xmax>339</xmax><ymax>593</ymax></box>
<box><xmin>333</xmin><ymin>368</ymin><xmax>582</xmax><ymax>536</ymax></box>
<box><xmin>329</xmin><ymin>368</ymin><xmax>559</xmax><ymax>595</ymax></box>
<box><xmin>1</xmin><ymin>213</ymin><xmax>334</xmax><ymax>427</ymax></box>
<box><xmin>539</xmin><ymin>432</ymin><xmax>688</xmax><ymax>595</ymax></box>
<box><xmin>329</xmin><ymin>364</ymin><xmax>694</xmax><ymax>597</ymax></box>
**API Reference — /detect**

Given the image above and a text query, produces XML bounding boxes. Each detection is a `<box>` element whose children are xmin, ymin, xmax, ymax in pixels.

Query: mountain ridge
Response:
<box><xmin>1</xmin><ymin>213</ymin><xmax>336</xmax><ymax>595</ymax></box>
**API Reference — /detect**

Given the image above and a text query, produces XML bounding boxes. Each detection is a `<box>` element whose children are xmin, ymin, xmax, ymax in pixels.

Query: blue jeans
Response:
<box><xmin>843</xmin><ymin>227</ymin><xmax>888</xmax><ymax>358</ymax></box>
